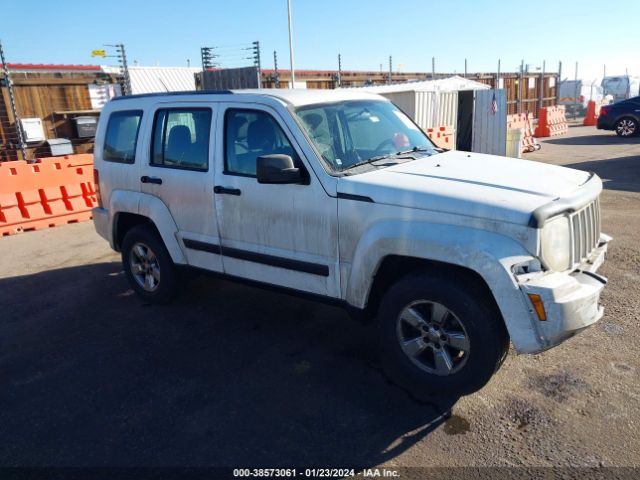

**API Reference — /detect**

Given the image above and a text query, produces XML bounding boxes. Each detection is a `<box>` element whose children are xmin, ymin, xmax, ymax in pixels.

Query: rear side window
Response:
<box><xmin>103</xmin><ymin>110</ymin><xmax>142</xmax><ymax>164</ymax></box>
<box><xmin>151</xmin><ymin>108</ymin><xmax>212</xmax><ymax>171</ymax></box>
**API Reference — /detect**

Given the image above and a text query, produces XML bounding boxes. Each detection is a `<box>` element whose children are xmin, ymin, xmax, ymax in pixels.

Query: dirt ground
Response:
<box><xmin>0</xmin><ymin>124</ymin><xmax>638</xmax><ymax>474</ymax></box>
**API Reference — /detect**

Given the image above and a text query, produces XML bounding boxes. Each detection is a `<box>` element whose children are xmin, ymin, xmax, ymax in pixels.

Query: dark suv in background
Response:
<box><xmin>597</xmin><ymin>96</ymin><xmax>640</xmax><ymax>137</ymax></box>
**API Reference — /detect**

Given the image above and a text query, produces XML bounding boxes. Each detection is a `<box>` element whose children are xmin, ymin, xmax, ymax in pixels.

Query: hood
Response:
<box><xmin>337</xmin><ymin>151</ymin><xmax>592</xmax><ymax>226</ymax></box>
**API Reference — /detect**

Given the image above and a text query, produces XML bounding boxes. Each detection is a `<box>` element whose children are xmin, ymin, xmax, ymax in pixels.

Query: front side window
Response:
<box><xmin>103</xmin><ymin>110</ymin><xmax>142</xmax><ymax>164</ymax></box>
<box><xmin>225</xmin><ymin>109</ymin><xmax>299</xmax><ymax>176</ymax></box>
<box><xmin>151</xmin><ymin>108</ymin><xmax>212</xmax><ymax>171</ymax></box>
<box><xmin>296</xmin><ymin>100</ymin><xmax>436</xmax><ymax>172</ymax></box>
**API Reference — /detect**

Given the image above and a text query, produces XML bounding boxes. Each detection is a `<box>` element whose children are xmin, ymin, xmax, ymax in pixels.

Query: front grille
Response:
<box><xmin>570</xmin><ymin>197</ymin><xmax>601</xmax><ymax>265</ymax></box>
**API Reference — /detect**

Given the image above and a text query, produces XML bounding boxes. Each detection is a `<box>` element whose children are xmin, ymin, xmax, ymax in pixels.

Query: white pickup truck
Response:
<box><xmin>92</xmin><ymin>89</ymin><xmax>610</xmax><ymax>396</ymax></box>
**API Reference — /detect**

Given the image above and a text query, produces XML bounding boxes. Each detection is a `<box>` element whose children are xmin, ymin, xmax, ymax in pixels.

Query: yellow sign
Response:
<box><xmin>91</xmin><ymin>49</ymin><xmax>107</xmax><ymax>58</ymax></box>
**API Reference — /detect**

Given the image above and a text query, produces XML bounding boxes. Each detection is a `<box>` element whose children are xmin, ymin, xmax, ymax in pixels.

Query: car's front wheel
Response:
<box><xmin>121</xmin><ymin>224</ymin><xmax>177</xmax><ymax>303</ymax></box>
<box><xmin>615</xmin><ymin>117</ymin><xmax>638</xmax><ymax>137</ymax></box>
<box><xmin>377</xmin><ymin>272</ymin><xmax>509</xmax><ymax>397</ymax></box>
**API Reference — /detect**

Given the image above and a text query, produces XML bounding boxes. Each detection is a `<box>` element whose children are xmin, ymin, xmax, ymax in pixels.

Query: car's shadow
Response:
<box><xmin>543</xmin><ymin>133</ymin><xmax>640</xmax><ymax>146</ymax></box>
<box><xmin>563</xmin><ymin>154</ymin><xmax>640</xmax><ymax>193</ymax></box>
<box><xmin>0</xmin><ymin>262</ymin><xmax>458</xmax><ymax>467</ymax></box>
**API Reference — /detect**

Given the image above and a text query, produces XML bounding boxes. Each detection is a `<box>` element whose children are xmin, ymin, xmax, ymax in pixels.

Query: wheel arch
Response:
<box><xmin>614</xmin><ymin>113</ymin><xmax>640</xmax><ymax>125</ymax></box>
<box><xmin>364</xmin><ymin>255</ymin><xmax>502</xmax><ymax>323</ymax></box>
<box><xmin>344</xmin><ymin>222</ymin><xmax>543</xmax><ymax>353</ymax></box>
<box><xmin>108</xmin><ymin>190</ymin><xmax>187</xmax><ymax>264</ymax></box>
<box><xmin>113</xmin><ymin>212</ymin><xmax>155</xmax><ymax>251</ymax></box>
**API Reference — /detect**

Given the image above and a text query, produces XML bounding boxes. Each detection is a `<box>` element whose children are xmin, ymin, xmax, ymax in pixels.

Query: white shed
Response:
<box><xmin>101</xmin><ymin>65</ymin><xmax>201</xmax><ymax>94</ymax></box>
<box><xmin>345</xmin><ymin>76</ymin><xmax>507</xmax><ymax>156</ymax></box>
<box><xmin>347</xmin><ymin>76</ymin><xmax>489</xmax><ymax>131</ymax></box>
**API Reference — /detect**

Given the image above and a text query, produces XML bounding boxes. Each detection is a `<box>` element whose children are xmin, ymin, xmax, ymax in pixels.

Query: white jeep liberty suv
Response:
<box><xmin>92</xmin><ymin>89</ymin><xmax>610</xmax><ymax>396</ymax></box>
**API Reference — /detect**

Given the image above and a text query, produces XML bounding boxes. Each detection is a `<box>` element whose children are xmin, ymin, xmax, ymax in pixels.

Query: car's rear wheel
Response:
<box><xmin>377</xmin><ymin>272</ymin><xmax>509</xmax><ymax>397</ymax></box>
<box><xmin>615</xmin><ymin>117</ymin><xmax>638</xmax><ymax>137</ymax></box>
<box><xmin>122</xmin><ymin>224</ymin><xmax>177</xmax><ymax>303</ymax></box>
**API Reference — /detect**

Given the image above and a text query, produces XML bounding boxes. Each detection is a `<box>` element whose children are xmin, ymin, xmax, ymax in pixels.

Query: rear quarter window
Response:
<box><xmin>103</xmin><ymin>110</ymin><xmax>143</xmax><ymax>164</ymax></box>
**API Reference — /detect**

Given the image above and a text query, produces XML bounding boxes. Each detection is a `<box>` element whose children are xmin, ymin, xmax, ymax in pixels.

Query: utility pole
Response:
<box><xmin>464</xmin><ymin>58</ymin><xmax>467</xmax><ymax>78</ymax></box>
<box><xmin>518</xmin><ymin>59</ymin><xmax>524</xmax><ymax>114</ymax></box>
<box><xmin>337</xmin><ymin>53</ymin><xmax>342</xmax><ymax>88</ymax></box>
<box><xmin>574</xmin><ymin>61</ymin><xmax>579</xmax><ymax>119</ymax></box>
<box><xmin>538</xmin><ymin>59</ymin><xmax>545</xmax><ymax>114</ymax></box>
<box><xmin>105</xmin><ymin>43</ymin><xmax>132</xmax><ymax>95</ymax></box>
<box><xmin>556</xmin><ymin>60</ymin><xmax>562</xmax><ymax>104</ymax></box>
<box><xmin>0</xmin><ymin>40</ymin><xmax>27</xmax><ymax>160</ymax></box>
<box><xmin>273</xmin><ymin>50</ymin><xmax>279</xmax><ymax>88</ymax></box>
<box><xmin>252</xmin><ymin>41</ymin><xmax>261</xmax><ymax>88</ymax></box>
<box><xmin>200</xmin><ymin>47</ymin><xmax>218</xmax><ymax>72</ymax></box>
<box><xmin>431</xmin><ymin>56</ymin><xmax>435</xmax><ymax>79</ymax></box>
<box><xmin>115</xmin><ymin>44</ymin><xmax>131</xmax><ymax>95</ymax></box>
<box><xmin>388</xmin><ymin>56</ymin><xmax>392</xmax><ymax>85</ymax></box>
<box><xmin>497</xmin><ymin>59</ymin><xmax>501</xmax><ymax>89</ymax></box>
<box><xmin>287</xmin><ymin>0</ymin><xmax>296</xmax><ymax>88</ymax></box>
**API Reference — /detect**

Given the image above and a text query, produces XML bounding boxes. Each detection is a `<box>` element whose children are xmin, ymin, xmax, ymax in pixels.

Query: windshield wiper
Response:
<box><xmin>395</xmin><ymin>146</ymin><xmax>433</xmax><ymax>155</ymax></box>
<box><xmin>341</xmin><ymin>146</ymin><xmax>434</xmax><ymax>172</ymax></box>
<box><xmin>341</xmin><ymin>154</ymin><xmax>395</xmax><ymax>171</ymax></box>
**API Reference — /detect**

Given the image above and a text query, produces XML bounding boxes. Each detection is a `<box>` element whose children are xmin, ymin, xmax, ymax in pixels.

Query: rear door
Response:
<box><xmin>139</xmin><ymin>102</ymin><xmax>223</xmax><ymax>272</ymax></box>
<box><xmin>212</xmin><ymin>102</ymin><xmax>340</xmax><ymax>298</ymax></box>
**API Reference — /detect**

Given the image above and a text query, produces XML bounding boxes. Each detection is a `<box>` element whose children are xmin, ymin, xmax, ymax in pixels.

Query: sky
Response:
<box><xmin>1</xmin><ymin>0</ymin><xmax>638</xmax><ymax>82</ymax></box>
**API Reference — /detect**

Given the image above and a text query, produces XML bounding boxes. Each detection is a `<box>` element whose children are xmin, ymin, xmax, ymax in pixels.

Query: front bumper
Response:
<box><xmin>517</xmin><ymin>234</ymin><xmax>611</xmax><ymax>352</ymax></box>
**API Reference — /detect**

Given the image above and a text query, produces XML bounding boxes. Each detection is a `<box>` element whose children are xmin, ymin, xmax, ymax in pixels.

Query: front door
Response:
<box><xmin>213</xmin><ymin>102</ymin><xmax>340</xmax><ymax>298</ymax></box>
<box><xmin>139</xmin><ymin>102</ymin><xmax>223</xmax><ymax>272</ymax></box>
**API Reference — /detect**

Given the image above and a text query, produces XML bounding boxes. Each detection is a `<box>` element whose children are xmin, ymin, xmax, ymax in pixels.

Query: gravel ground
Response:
<box><xmin>0</xmin><ymin>124</ymin><xmax>638</xmax><ymax>474</ymax></box>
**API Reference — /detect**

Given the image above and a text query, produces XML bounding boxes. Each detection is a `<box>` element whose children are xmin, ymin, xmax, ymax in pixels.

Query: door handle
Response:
<box><xmin>141</xmin><ymin>176</ymin><xmax>162</xmax><ymax>185</ymax></box>
<box><xmin>214</xmin><ymin>186</ymin><xmax>241</xmax><ymax>196</ymax></box>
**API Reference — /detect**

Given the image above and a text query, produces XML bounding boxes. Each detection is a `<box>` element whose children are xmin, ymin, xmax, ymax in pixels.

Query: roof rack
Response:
<box><xmin>110</xmin><ymin>90</ymin><xmax>233</xmax><ymax>101</ymax></box>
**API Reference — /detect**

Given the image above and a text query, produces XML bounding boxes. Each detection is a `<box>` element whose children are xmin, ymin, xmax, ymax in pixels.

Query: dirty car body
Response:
<box><xmin>92</xmin><ymin>89</ymin><xmax>610</xmax><ymax>395</ymax></box>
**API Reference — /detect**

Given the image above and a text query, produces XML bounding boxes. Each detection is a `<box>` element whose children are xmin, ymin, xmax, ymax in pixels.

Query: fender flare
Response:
<box><xmin>109</xmin><ymin>190</ymin><xmax>187</xmax><ymax>264</ymax></box>
<box><xmin>345</xmin><ymin>221</ymin><xmax>542</xmax><ymax>353</ymax></box>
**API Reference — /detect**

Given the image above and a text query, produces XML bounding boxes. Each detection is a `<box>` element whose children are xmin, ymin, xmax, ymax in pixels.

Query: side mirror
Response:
<box><xmin>256</xmin><ymin>154</ymin><xmax>306</xmax><ymax>184</ymax></box>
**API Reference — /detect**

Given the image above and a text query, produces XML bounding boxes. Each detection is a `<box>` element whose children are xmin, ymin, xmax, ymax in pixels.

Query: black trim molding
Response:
<box><xmin>223</xmin><ymin>247</ymin><xmax>329</xmax><ymax>277</ymax></box>
<box><xmin>182</xmin><ymin>239</ymin><xmax>329</xmax><ymax>277</ymax></box>
<box><xmin>183</xmin><ymin>238</ymin><xmax>221</xmax><ymax>255</ymax></box>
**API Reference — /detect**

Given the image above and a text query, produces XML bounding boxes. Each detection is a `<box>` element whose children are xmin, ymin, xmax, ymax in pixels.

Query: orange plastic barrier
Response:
<box><xmin>583</xmin><ymin>100</ymin><xmax>603</xmax><ymax>126</ymax></box>
<box><xmin>0</xmin><ymin>154</ymin><xmax>97</xmax><ymax>236</ymax></box>
<box><xmin>506</xmin><ymin>112</ymin><xmax>541</xmax><ymax>153</ymax></box>
<box><xmin>535</xmin><ymin>105</ymin><xmax>568</xmax><ymax>137</ymax></box>
<box><xmin>426</xmin><ymin>126</ymin><xmax>456</xmax><ymax>149</ymax></box>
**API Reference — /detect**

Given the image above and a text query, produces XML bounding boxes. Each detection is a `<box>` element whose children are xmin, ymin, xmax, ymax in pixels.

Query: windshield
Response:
<box><xmin>295</xmin><ymin>100</ymin><xmax>436</xmax><ymax>172</ymax></box>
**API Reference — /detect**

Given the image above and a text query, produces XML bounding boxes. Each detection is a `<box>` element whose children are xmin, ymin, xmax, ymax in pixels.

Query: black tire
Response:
<box><xmin>615</xmin><ymin>117</ymin><xmax>638</xmax><ymax>137</ymax></box>
<box><xmin>377</xmin><ymin>272</ymin><xmax>509</xmax><ymax>397</ymax></box>
<box><xmin>121</xmin><ymin>224</ymin><xmax>177</xmax><ymax>304</ymax></box>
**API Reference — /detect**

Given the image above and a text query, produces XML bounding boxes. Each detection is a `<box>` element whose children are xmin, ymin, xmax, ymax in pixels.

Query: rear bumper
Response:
<box><xmin>516</xmin><ymin>234</ymin><xmax>611</xmax><ymax>352</ymax></box>
<box><xmin>596</xmin><ymin>116</ymin><xmax>614</xmax><ymax>130</ymax></box>
<box><xmin>92</xmin><ymin>207</ymin><xmax>109</xmax><ymax>242</ymax></box>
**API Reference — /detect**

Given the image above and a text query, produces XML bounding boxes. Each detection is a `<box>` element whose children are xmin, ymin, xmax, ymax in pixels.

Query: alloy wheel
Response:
<box><xmin>396</xmin><ymin>300</ymin><xmax>470</xmax><ymax>376</ymax></box>
<box><xmin>129</xmin><ymin>242</ymin><xmax>161</xmax><ymax>292</ymax></box>
<box><xmin>616</xmin><ymin>119</ymin><xmax>637</xmax><ymax>137</ymax></box>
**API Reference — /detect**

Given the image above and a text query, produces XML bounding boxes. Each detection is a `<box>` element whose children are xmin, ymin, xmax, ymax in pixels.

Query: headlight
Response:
<box><xmin>540</xmin><ymin>215</ymin><xmax>571</xmax><ymax>271</ymax></box>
